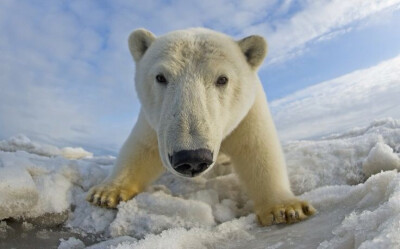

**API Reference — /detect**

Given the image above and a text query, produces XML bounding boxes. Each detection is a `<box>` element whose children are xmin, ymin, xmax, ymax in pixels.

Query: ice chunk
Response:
<box><xmin>66</xmin><ymin>191</ymin><xmax>116</xmax><ymax>234</ymax></box>
<box><xmin>0</xmin><ymin>152</ymin><xmax>39</xmax><ymax>219</ymax></box>
<box><xmin>0</xmin><ymin>147</ymin><xmax>107</xmax><ymax>224</ymax></box>
<box><xmin>58</xmin><ymin>237</ymin><xmax>85</xmax><ymax>249</ymax></box>
<box><xmin>363</xmin><ymin>142</ymin><xmax>400</xmax><ymax>177</ymax></box>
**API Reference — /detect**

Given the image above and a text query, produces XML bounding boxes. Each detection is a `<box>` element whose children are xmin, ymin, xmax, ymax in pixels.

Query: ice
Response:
<box><xmin>58</xmin><ymin>237</ymin><xmax>85</xmax><ymax>249</ymax></box>
<box><xmin>66</xmin><ymin>191</ymin><xmax>116</xmax><ymax>234</ymax></box>
<box><xmin>0</xmin><ymin>118</ymin><xmax>399</xmax><ymax>248</ymax></box>
<box><xmin>0</xmin><ymin>152</ymin><xmax>38</xmax><ymax>220</ymax></box>
<box><xmin>0</xmin><ymin>151</ymin><xmax>74</xmax><ymax>221</ymax></box>
<box><xmin>0</xmin><ymin>137</ymin><xmax>111</xmax><ymax>222</ymax></box>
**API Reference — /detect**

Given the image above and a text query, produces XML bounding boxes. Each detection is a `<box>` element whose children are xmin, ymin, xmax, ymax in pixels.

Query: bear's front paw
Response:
<box><xmin>86</xmin><ymin>182</ymin><xmax>139</xmax><ymax>208</ymax></box>
<box><xmin>256</xmin><ymin>199</ymin><xmax>316</xmax><ymax>226</ymax></box>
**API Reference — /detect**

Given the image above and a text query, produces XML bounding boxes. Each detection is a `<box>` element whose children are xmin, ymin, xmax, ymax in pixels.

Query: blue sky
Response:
<box><xmin>262</xmin><ymin>9</ymin><xmax>400</xmax><ymax>99</ymax></box>
<box><xmin>1</xmin><ymin>0</ymin><xmax>400</xmax><ymax>155</ymax></box>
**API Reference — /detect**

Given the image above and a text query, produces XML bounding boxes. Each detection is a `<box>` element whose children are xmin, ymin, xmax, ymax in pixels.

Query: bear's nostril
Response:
<box><xmin>176</xmin><ymin>164</ymin><xmax>191</xmax><ymax>172</ymax></box>
<box><xmin>197</xmin><ymin>163</ymin><xmax>208</xmax><ymax>171</ymax></box>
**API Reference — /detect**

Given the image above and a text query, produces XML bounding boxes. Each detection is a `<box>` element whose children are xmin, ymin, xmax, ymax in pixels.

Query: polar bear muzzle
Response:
<box><xmin>168</xmin><ymin>149</ymin><xmax>213</xmax><ymax>177</ymax></box>
<box><xmin>128</xmin><ymin>28</ymin><xmax>266</xmax><ymax>178</ymax></box>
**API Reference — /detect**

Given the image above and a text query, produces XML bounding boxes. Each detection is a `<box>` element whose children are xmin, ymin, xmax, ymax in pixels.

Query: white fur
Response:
<box><xmin>87</xmin><ymin>28</ymin><xmax>316</xmax><ymax>226</ymax></box>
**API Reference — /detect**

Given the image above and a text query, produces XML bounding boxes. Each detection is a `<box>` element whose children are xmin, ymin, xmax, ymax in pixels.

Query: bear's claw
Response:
<box><xmin>257</xmin><ymin>200</ymin><xmax>316</xmax><ymax>226</ymax></box>
<box><xmin>86</xmin><ymin>183</ymin><xmax>139</xmax><ymax>208</ymax></box>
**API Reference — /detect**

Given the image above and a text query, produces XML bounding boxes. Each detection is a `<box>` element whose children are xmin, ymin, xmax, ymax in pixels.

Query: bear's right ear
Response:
<box><xmin>237</xmin><ymin>35</ymin><xmax>267</xmax><ymax>69</ymax></box>
<box><xmin>128</xmin><ymin>28</ymin><xmax>156</xmax><ymax>62</ymax></box>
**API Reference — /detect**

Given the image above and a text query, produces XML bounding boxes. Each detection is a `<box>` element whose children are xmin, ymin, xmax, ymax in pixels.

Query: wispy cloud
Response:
<box><xmin>271</xmin><ymin>53</ymin><xmax>400</xmax><ymax>141</ymax></box>
<box><xmin>258</xmin><ymin>0</ymin><xmax>400</xmax><ymax>64</ymax></box>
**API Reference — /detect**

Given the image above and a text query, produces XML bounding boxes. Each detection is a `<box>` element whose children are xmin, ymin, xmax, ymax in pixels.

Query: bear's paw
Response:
<box><xmin>256</xmin><ymin>199</ymin><xmax>316</xmax><ymax>226</ymax></box>
<box><xmin>86</xmin><ymin>182</ymin><xmax>139</xmax><ymax>208</ymax></box>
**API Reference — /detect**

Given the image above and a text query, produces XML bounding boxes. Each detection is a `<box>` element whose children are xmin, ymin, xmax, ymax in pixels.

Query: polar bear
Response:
<box><xmin>87</xmin><ymin>28</ymin><xmax>316</xmax><ymax>226</ymax></box>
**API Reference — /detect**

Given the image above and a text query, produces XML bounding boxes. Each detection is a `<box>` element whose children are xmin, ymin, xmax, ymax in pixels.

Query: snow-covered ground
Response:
<box><xmin>1</xmin><ymin>119</ymin><xmax>400</xmax><ymax>249</ymax></box>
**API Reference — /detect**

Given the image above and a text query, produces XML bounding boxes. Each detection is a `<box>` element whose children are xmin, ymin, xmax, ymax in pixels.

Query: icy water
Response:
<box><xmin>0</xmin><ymin>219</ymin><xmax>100</xmax><ymax>249</ymax></box>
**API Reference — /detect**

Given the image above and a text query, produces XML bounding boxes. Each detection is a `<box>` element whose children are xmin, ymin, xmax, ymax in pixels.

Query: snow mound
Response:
<box><xmin>316</xmin><ymin>171</ymin><xmax>400</xmax><ymax>249</ymax></box>
<box><xmin>324</xmin><ymin>118</ymin><xmax>400</xmax><ymax>140</ymax></box>
<box><xmin>0</xmin><ymin>119</ymin><xmax>399</xmax><ymax>248</ymax></box>
<box><xmin>233</xmin><ymin>170</ymin><xmax>400</xmax><ymax>249</ymax></box>
<box><xmin>363</xmin><ymin>142</ymin><xmax>400</xmax><ymax>176</ymax></box>
<box><xmin>110</xmin><ymin>191</ymin><xmax>216</xmax><ymax>238</ymax></box>
<box><xmin>285</xmin><ymin>118</ymin><xmax>400</xmax><ymax>194</ymax></box>
<box><xmin>0</xmin><ymin>134</ymin><xmax>93</xmax><ymax>159</ymax></box>
<box><xmin>106</xmin><ymin>216</ymin><xmax>256</xmax><ymax>249</ymax></box>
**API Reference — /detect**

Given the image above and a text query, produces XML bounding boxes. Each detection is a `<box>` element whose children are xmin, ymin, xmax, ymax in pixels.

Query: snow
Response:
<box><xmin>0</xmin><ymin>118</ymin><xmax>399</xmax><ymax>248</ymax></box>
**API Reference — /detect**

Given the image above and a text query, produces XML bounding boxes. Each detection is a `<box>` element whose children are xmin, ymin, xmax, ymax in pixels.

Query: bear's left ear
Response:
<box><xmin>128</xmin><ymin>28</ymin><xmax>156</xmax><ymax>62</ymax></box>
<box><xmin>237</xmin><ymin>35</ymin><xmax>268</xmax><ymax>69</ymax></box>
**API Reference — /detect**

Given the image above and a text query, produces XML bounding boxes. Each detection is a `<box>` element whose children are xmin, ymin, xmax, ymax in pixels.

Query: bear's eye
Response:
<box><xmin>156</xmin><ymin>74</ymin><xmax>168</xmax><ymax>84</ymax></box>
<box><xmin>216</xmin><ymin>76</ymin><xmax>228</xmax><ymax>86</ymax></box>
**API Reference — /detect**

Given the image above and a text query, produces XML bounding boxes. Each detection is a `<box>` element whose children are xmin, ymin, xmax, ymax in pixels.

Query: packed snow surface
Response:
<box><xmin>0</xmin><ymin>119</ymin><xmax>399</xmax><ymax>248</ymax></box>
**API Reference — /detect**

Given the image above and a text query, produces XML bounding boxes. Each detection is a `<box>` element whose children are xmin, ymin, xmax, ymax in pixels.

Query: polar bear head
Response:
<box><xmin>128</xmin><ymin>28</ymin><xmax>267</xmax><ymax>177</ymax></box>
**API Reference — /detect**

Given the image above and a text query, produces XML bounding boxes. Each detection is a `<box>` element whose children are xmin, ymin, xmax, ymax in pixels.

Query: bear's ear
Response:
<box><xmin>128</xmin><ymin>28</ymin><xmax>156</xmax><ymax>62</ymax></box>
<box><xmin>237</xmin><ymin>35</ymin><xmax>268</xmax><ymax>69</ymax></box>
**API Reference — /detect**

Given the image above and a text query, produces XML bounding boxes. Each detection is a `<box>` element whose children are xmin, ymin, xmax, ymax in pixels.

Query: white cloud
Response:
<box><xmin>271</xmin><ymin>53</ymin><xmax>400</xmax><ymax>141</ymax></box>
<box><xmin>259</xmin><ymin>0</ymin><xmax>400</xmax><ymax>64</ymax></box>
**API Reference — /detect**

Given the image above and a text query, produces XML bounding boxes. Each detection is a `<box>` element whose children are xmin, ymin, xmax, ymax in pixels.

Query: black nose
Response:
<box><xmin>169</xmin><ymin>149</ymin><xmax>213</xmax><ymax>177</ymax></box>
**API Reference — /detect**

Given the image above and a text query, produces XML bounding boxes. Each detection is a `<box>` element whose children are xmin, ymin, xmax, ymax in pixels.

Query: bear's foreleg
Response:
<box><xmin>87</xmin><ymin>111</ymin><xmax>164</xmax><ymax>208</ymax></box>
<box><xmin>221</xmin><ymin>84</ymin><xmax>316</xmax><ymax>226</ymax></box>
